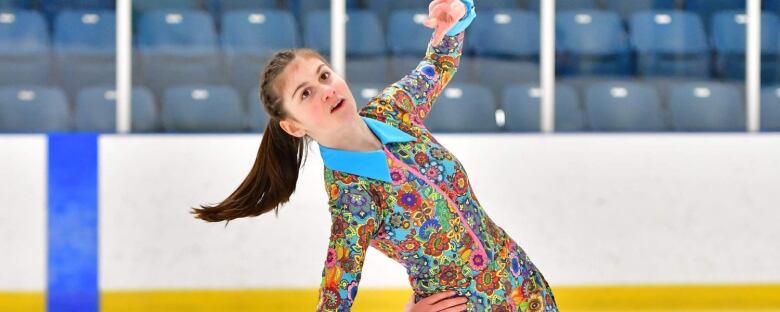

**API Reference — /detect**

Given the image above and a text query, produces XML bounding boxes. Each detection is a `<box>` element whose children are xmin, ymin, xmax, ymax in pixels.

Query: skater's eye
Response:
<box><xmin>320</xmin><ymin>71</ymin><xmax>330</xmax><ymax>81</ymax></box>
<box><xmin>301</xmin><ymin>88</ymin><xmax>311</xmax><ymax>99</ymax></box>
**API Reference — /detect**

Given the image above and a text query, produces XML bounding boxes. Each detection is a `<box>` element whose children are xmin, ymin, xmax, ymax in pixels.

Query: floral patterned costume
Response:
<box><xmin>315</xmin><ymin>3</ymin><xmax>558</xmax><ymax>311</ymax></box>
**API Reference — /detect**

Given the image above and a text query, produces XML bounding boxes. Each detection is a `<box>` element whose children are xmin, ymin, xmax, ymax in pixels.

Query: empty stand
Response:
<box><xmin>161</xmin><ymin>85</ymin><xmax>244</xmax><ymax>132</ymax></box>
<box><xmin>53</xmin><ymin>9</ymin><xmax>116</xmax><ymax>96</ymax></box>
<box><xmin>425</xmin><ymin>83</ymin><xmax>499</xmax><ymax>132</ymax></box>
<box><xmin>556</xmin><ymin>9</ymin><xmax>631</xmax><ymax>76</ymax></box>
<box><xmin>629</xmin><ymin>10</ymin><xmax>710</xmax><ymax>78</ymax></box>
<box><xmin>584</xmin><ymin>81</ymin><xmax>667</xmax><ymax>131</ymax></box>
<box><xmin>0</xmin><ymin>10</ymin><xmax>51</xmax><ymax>86</ymax></box>
<box><xmin>137</xmin><ymin>9</ymin><xmax>224</xmax><ymax>95</ymax></box>
<box><xmin>502</xmin><ymin>83</ymin><xmax>585</xmax><ymax>131</ymax></box>
<box><xmin>669</xmin><ymin>82</ymin><xmax>745</xmax><ymax>131</ymax></box>
<box><xmin>711</xmin><ymin>10</ymin><xmax>779</xmax><ymax>82</ymax></box>
<box><xmin>221</xmin><ymin>9</ymin><xmax>298</xmax><ymax>94</ymax></box>
<box><xmin>0</xmin><ymin>86</ymin><xmax>70</xmax><ymax>132</ymax></box>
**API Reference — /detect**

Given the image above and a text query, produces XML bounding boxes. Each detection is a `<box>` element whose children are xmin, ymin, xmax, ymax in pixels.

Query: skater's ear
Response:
<box><xmin>279</xmin><ymin>118</ymin><xmax>306</xmax><ymax>138</ymax></box>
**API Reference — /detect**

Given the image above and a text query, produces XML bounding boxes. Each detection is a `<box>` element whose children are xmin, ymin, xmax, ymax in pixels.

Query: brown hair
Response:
<box><xmin>191</xmin><ymin>48</ymin><xmax>329</xmax><ymax>223</ymax></box>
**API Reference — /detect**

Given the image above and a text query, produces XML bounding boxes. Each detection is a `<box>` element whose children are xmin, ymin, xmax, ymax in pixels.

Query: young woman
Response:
<box><xmin>193</xmin><ymin>0</ymin><xmax>559</xmax><ymax>311</ymax></box>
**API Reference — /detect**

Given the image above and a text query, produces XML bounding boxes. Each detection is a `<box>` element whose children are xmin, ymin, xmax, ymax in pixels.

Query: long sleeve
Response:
<box><xmin>364</xmin><ymin>0</ymin><xmax>475</xmax><ymax>128</ymax></box>
<box><xmin>315</xmin><ymin>184</ymin><xmax>380</xmax><ymax>311</ymax></box>
<box><xmin>381</xmin><ymin>31</ymin><xmax>466</xmax><ymax>127</ymax></box>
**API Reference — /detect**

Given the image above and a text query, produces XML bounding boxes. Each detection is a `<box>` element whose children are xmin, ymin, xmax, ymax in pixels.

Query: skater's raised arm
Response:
<box><xmin>366</xmin><ymin>0</ymin><xmax>476</xmax><ymax>127</ymax></box>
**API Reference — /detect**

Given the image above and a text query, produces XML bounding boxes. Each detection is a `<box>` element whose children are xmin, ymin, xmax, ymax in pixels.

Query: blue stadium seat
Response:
<box><xmin>290</xmin><ymin>0</ymin><xmax>359</xmax><ymax>22</ymax></box>
<box><xmin>222</xmin><ymin>10</ymin><xmax>298</xmax><ymax>53</ymax></box>
<box><xmin>684</xmin><ymin>0</ymin><xmax>744</xmax><ymax>27</ymax></box>
<box><xmin>132</xmin><ymin>0</ymin><xmax>202</xmax><ymax>32</ymax></box>
<box><xmin>602</xmin><ymin>0</ymin><xmax>676</xmax><ymax>19</ymax></box>
<box><xmin>347</xmin><ymin>57</ymin><xmax>389</xmax><ymax>84</ymax></box>
<box><xmin>366</xmin><ymin>0</ymin><xmax>427</xmax><ymax>10</ymax></box>
<box><xmin>0</xmin><ymin>10</ymin><xmax>51</xmax><ymax>86</ymax></box>
<box><xmin>304</xmin><ymin>10</ymin><xmax>388</xmax><ymax>83</ymax></box>
<box><xmin>641</xmin><ymin>77</ymin><xmax>700</xmax><ymax>108</ymax></box>
<box><xmin>208</xmin><ymin>0</ymin><xmax>278</xmax><ymax>15</ymax></box>
<box><xmin>669</xmin><ymin>82</ymin><xmax>745</xmax><ymax>131</ymax></box>
<box><xmin>502</xmin><ymin>83</ymin><xmax>585</xmax><ymax>132</ymax></box>
<box><xmin>468</xmin><ymin>10</ymin><xmax>540</xmax><ymax>93</ymax></box>
<box><xmin>584</xmin><ymin>81</ymin><xmax>666</xmax><ymax>131</ymax></box>
<box><xmin>711</xmin><ymin>10</ymin><xmax>779</xmax><ymax>83</ymax></box>
<box><xmin>476</xmin><ymin>0</ymin><xmax>520</xmax><ymax>10</ymax></box>
<box><xmin>222</xmin><ymin>9</ymin><xmax>298</xmax><ymax>94</ymax></box>
<box><xmin>42</xmin><ymin>0</ymin><xmax>113</xmax><ymax>9</ymax></box>
<box><xmin>761</xmin><ymin>86</ymin><xmax>780</xmax><ymax>131</ymax></box>
<box><xmin>206</xmin><ymin>0</ymin><xmax>279</xmax><ymax>27</ymax></box>
<box><xmin>766</xmin><ymin>0</ymin><xmax>780</xmax><ymax>13</ymax></box>
<box><xmin>470</xmin><ymin>10</ymin><xmax>539</xmax><ymax>58</ymax></box>
<box><xmin>0</xmin><ymin>0</ymin><xmax>28</xmax><ymax>9</ymax></box>
<box><xmin>473</xmin><ymin>58</ymin><xmax>539</xmax><ymax>95</ymax></box>
<box><xmin>556</xmin><ymin>9</ymin><xmax>631</xmax><ymax>76</ymax></box>
<box><xmin>162</xmin><ymin>85</ymin><xmax>245</xmax><ymax>132</ymax></box>
<box><xmin>53</xmin><ymin>10</ymin><xmax>116</xmax><ymax>96</ymax></box>
<box><xmin>137</xmin><ymin>9</ymin><xmax>223</xmax><ymax>95</ymax></box>
<box><xmin>137</xmin><ymin>9</ymin><xmax>218</xmax><ymax>53</ymax></box>
<box><xmin>304</xmin><ymin>9</ymin><xmax>385</xmax><ymax>57</ymax></box>
<box><xmin>629</xmin><ymin>10</ymin><xmax>710</xmax><ymax>78</ymax></box>
<box><xmin>529</xmin><ymin>0</ymin><xmax>597</xmax><ymax>11</ymax></box>
<box><xmin>133</xmin><ymin>0</ymin><xmax>201</xmax><ymax>12</ymax></box>
<box><xmin>0</xmin><ymin>86</ymin><xmax>69</xmax><ymax>132</ymax></box>
<box><xmin>388</xmin><ymin>10</ymin><xmax>433</xmax><ymax>56</ymax></box>
<box><xmin>41</xmin><ymin>0</ymin><xmax>113</xmax><ymax>22</ymax></box>
<box><xmin>247</xmin><ymin>87</ymin><xmax>268</xmax><ymax>132</ymax></box>
<box><xmin>386</xmin><ymin>10</ymin><xmax>474</xmax><ymax>84</ymax></box>
<box><xmin>74</xmin><ymin>85</ymin><xmax>158</xmax><ymax>133</ymax></box>
<box><xmin>425</xmin><ymin>83</ymin><xmax>499</xmax><ymax>133</ymax></box>
<box><xmin>365</xmin><ymin>0</ymin><xmax>426</xmax><ymax>17</ymax></box>
<box><xmin>54</xmin><ymin>10</ymin><xmax>114</xmax><ymax>52</ymax></box>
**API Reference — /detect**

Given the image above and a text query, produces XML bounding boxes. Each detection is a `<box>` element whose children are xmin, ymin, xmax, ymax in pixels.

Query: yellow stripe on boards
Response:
<box><xmin>101</xmin><ymin>289</ymin><xmax>413</xmax><ymax>311</ymax></box>
<box><xmin>99</xmin><ymin>285</ymin><xmax>780</xmax><ymax>311</ymax></box>
<box><xmin>5</xmin><ymin>285</ymin><xmax>780</xmax><ymax>312</ymax></box>
<box><xmin>0</xmin><ymin>292</ymin><xmax>44</xmax><ymax>312</ymax></box>
<box><xmin>552</xmin><ymin>284</ymin><xmax>780</xmax><ymax>311</ymax></box>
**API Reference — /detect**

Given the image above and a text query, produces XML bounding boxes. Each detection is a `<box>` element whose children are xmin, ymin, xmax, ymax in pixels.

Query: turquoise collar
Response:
<box><xmin>319</xmin><ymin>117</ymin><xmax>416</xmax><ymax>182</ymax></box>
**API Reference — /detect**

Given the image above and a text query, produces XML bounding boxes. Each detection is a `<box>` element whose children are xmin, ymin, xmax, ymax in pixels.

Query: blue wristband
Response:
<box><xmin>445</xmin><ymin>0</ymin><xmax>476</xmax><ymax>36</ymax></box>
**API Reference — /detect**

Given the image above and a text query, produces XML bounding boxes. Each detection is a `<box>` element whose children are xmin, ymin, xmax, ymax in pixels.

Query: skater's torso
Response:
<box><xmin>316</xmin><ymin>32</ymin><xmax>558</xmax><ymax>311</ymax></box>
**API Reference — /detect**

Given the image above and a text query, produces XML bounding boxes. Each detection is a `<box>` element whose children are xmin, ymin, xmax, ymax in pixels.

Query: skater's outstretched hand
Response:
<box><xmin>423</xmin><ymin>0</ymin><xmax>468</xmax><ymax>45</ymax></box>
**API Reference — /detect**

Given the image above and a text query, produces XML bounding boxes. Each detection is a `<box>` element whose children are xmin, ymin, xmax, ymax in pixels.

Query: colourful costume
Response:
<box><xmin>316</xmin><ymin>2</ymin><xmax>558</xmax><ymax>311</ymax></box>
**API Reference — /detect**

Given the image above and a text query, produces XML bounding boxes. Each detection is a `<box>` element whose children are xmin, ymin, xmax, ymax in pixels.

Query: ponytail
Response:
<box><xmin>191</xmin><ymin>119</ymin><xmax>308</xmax><ymax>222</ymax></box>
<box><xmin>191</xmin><ymin>48</ymin><xmax>327</xmax><ymax>223</ymax></box>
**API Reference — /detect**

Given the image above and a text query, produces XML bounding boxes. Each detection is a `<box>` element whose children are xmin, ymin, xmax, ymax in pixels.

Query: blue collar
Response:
<box><xmin>319</xmin><ymin>117</ymin><xmax>416</xmax><ymax>182</ymax></box>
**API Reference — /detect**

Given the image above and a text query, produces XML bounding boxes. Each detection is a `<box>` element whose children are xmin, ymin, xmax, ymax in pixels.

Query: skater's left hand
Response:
<box><xmin>404</xmin><ymin>290</ymin><xmax>468</xmax><ymax>312</ymax></box>
<box><xmin>423</xmin><ymin>0</ymin><xmax>468</xmax><ymax>45</ymax></box>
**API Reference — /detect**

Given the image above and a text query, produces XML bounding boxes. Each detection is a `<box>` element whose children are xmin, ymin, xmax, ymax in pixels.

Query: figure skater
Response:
<box><xmin>193</xmin><ymin>0</ymin><xmax>558</xmax><ymax>311</ymax></box>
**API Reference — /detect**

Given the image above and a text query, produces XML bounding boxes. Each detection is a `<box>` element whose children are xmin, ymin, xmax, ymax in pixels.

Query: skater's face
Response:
<box><xmin>276</xmin><ymin>55</ymin><xmax>359</xmax><ymax>140</ymax></box>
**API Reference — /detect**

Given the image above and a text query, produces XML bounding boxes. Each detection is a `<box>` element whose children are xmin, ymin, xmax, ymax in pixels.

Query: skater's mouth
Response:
<box><xmin>330</xmin><ymin>98</ymin><xmax>344</xmax><ymax>113</ymax></box>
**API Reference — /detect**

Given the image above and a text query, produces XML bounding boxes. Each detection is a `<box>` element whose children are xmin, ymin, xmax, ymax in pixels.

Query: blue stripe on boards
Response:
<box><xmin>47</xmin><ymin>133</ymin><xmax>99</xmax><ymax>312</ymax></box>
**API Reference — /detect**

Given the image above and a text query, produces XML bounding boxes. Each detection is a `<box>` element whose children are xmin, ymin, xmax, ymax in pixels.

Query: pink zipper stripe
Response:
<box><xmin>383</xmin><ymin>146</ymin><xmax>488</xmax><ymax>264</ymax></box>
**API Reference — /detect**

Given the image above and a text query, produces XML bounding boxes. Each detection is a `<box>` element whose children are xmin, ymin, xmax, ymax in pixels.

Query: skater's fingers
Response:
<box><xmin>419</xmin><ymin>290</ymin><xmax>458</xmax><ymax>304</ymax></box>
<box><xmin>428</xmin><ymin>0</ymin><xmax>451</xmax><ymax>21</ymax></box>
<box><xmin>431</xmin><ymin>17</ymin><xmax>451</xmax><ymax>45</ymax></box>
<box><xmin>428</xmin><ymin>0</ymin><xmax>454</xmax><ymax>12</ymax></box>
<box><xmin>423</xmin><ymin>16</ymin><xmax>438</xmax><ymax>29</ymax></box>
<box><xmin>432</xmin><ymin>297</ymin><xmax>468</xmax><ymax>311</ymax></box>
<box><xmin>437</xmin><ymin>303</ymin><xmax>468</xmax><ymax>312</ymax></box>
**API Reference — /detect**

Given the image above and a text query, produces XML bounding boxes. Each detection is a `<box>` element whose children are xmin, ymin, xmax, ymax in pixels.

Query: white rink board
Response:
<box><xmin>0</xmin><ymin>136</ymin><xmax>47</xmax><ymax>291</ymax></box>
<box><xmin>98</xmin><ymin>134</ymin><xmax>780</xmax><ymax>290</ymax></box>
